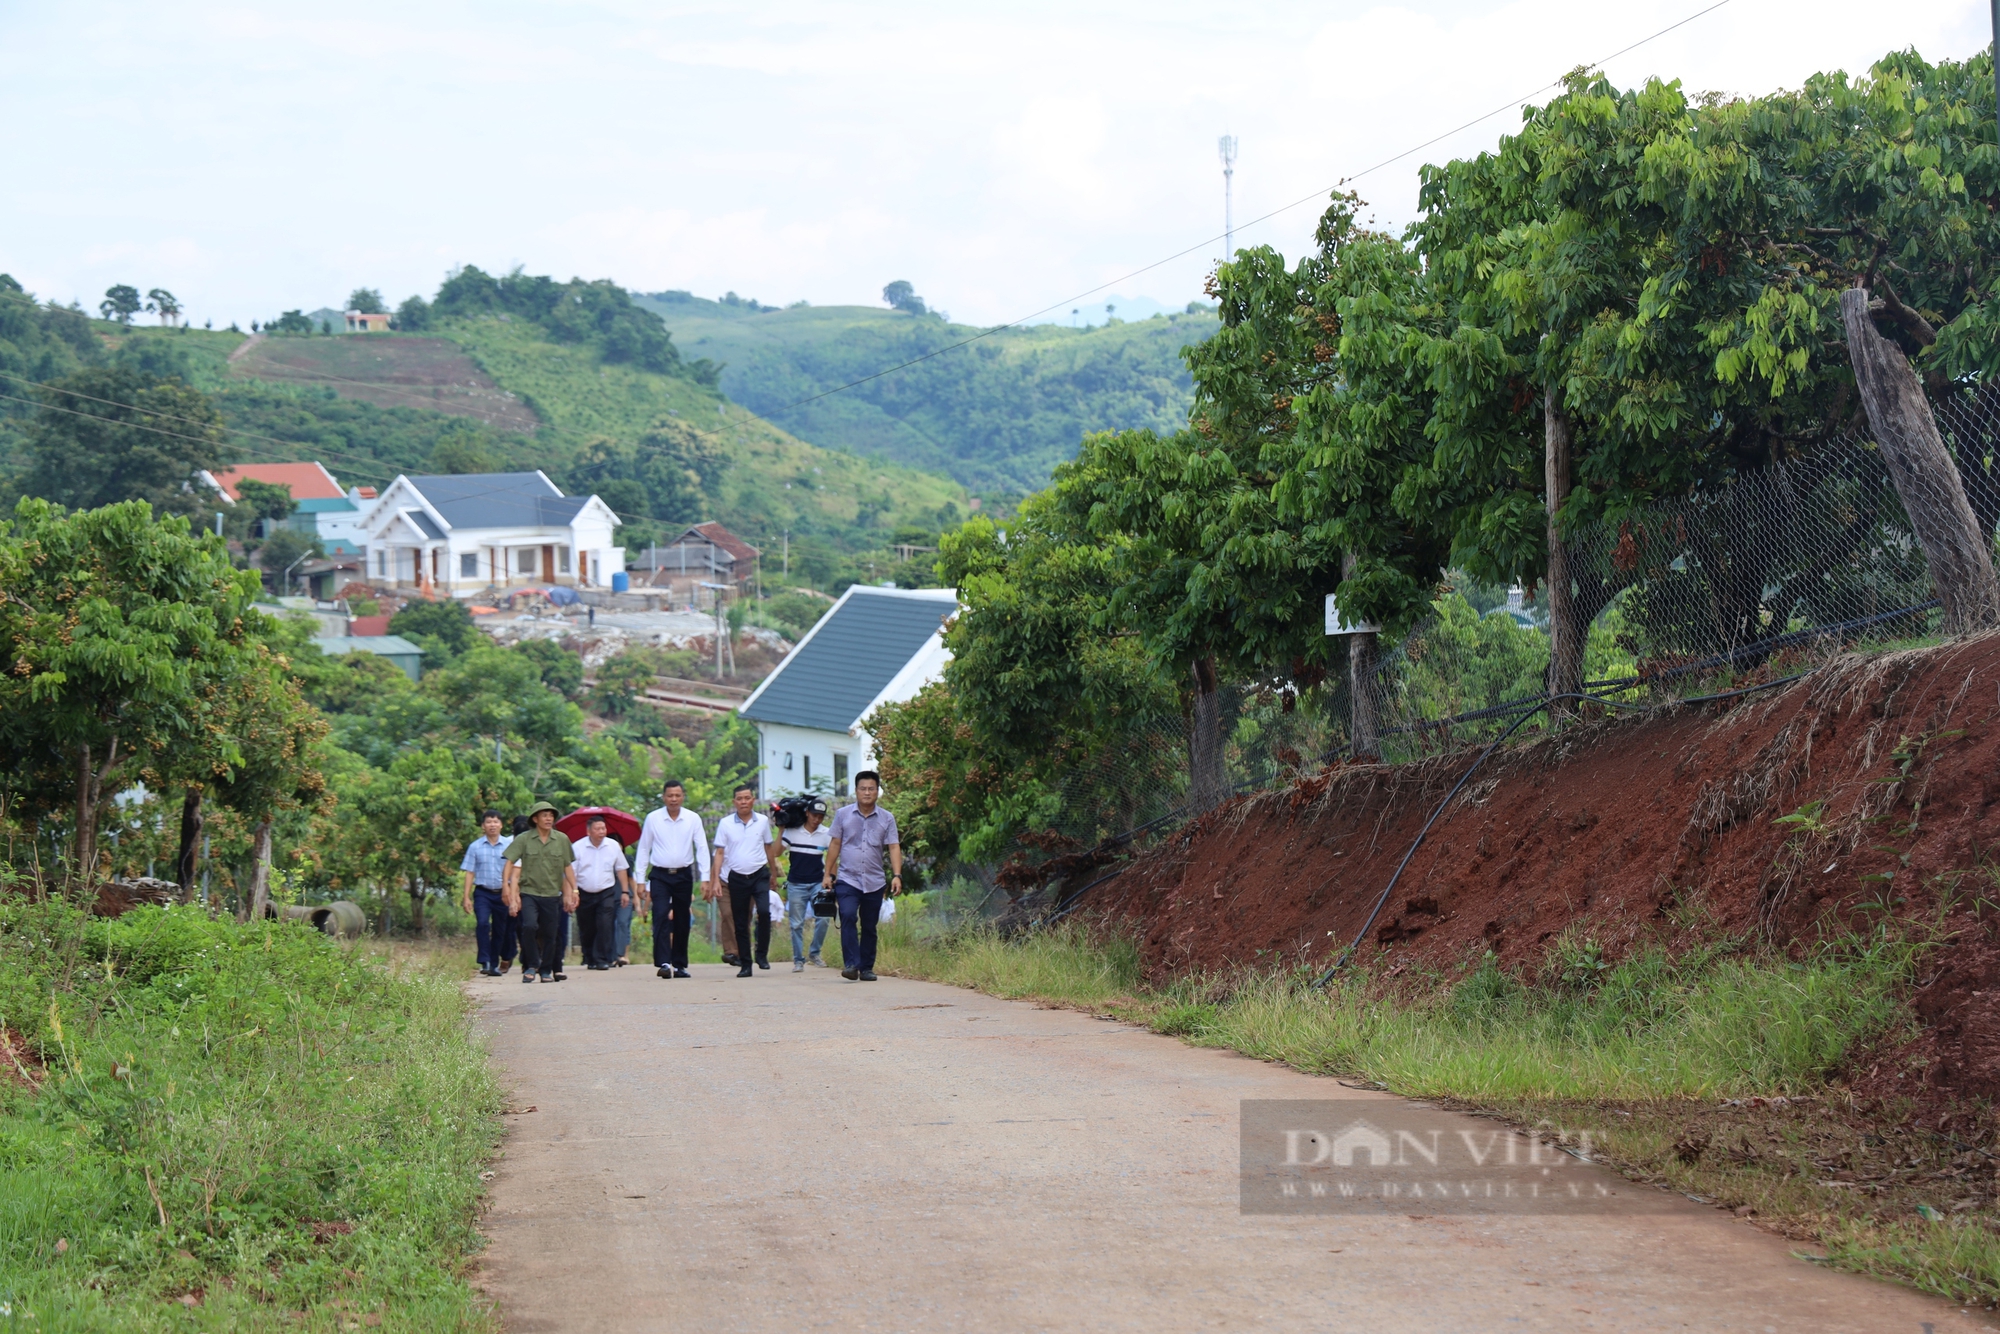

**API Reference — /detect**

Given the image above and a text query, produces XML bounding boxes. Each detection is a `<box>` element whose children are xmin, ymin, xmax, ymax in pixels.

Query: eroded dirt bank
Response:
<box><xmin>1090</xmin><ymin>634</ymin><xmax>2000</xmax><ymax>1106</ymax></box>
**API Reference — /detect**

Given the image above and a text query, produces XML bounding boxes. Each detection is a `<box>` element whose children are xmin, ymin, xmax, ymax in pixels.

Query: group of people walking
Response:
<box><xmin>461</xmin><ymin>773</ymin><xmax>902</xmax><ymax>984</ymax></box>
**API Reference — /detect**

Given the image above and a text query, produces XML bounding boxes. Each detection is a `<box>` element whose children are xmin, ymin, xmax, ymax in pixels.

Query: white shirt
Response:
<box><xmin>713</xmin><ymin>811</ymin><xmax>775</xmax><ymax>877</ymax></box>
<box><xmin>573</xmin><ymin>836</ymin><xmax>629</xmax><ymax>892</ymax></box>
<box><xmin>634</xmin><ymin>807</ymin><xmax>711</xmax><ymax>878</ymax></box>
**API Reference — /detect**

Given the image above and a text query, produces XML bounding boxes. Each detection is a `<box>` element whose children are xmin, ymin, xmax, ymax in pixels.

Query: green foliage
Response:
<box><xmin>639</xmin><ymin>291</ymin><xmax>1218</xmax><ymax>493</ymax></box>
<box><xmin>591</xmin><ymin>649</ymin><xmax>659</xmax><ymax>719</ymax></box>
<box><xmin>425</xmin><ymin>430</ymin><xmax>496</xmax><ymax>475</ymax></box>
<box><xmin>18</xmin><ymin>368</ymin><xmax>231</xmax><ymax>518</ymax></box>
<box><xmin>231</xmin><ymin>476</ymin><xmax>294</xmax><ymax>527</ymax></box>
<box><xmin>388</xmin><ymin>598</ymin><xmax>477</xmax><ymax>662</ymax></box>
<box><xmin>98</xmin><ymin>284</ymin><xmax>142</xmax><ymax>325</ymax></box>
<box><xmin>881</xmin><ymin>280</ymin><xmax>927</xmax><ymax>315</ymax></box>
<box><xmin>0</xmin><ymin>902</ymin><xmax>501</xmax><ymax>1327</ymax></box>
<box><xmin>346</xmin><ymin>287</ymin><xmax>386</xmax><ymax>315</ymax></box>
<box><xmin>266</xmin><ymin>310</ymin><xmax>314</xmax><ymax>337</ymax></box>
<box><xmin>760</xmin><ymin>590</ymin><xmax>828</xmax><ymax>640</ymax></box>
<box><xmin>394</xmin><ymin>294</ymin><xmax>431</xmax><ymax>332</ymax></box>
<box><xmin>512</xmin><ymin>637</ymin><xmax>583</xmax><ymax>698</ymax></box>
<box><xmin>0</xmin><ymin>497</ymin><xmax>261</xmax><ymax>834</ymax></box>
<box><xmin>434</xmin><ymin>264</ymin><xmax>701</xmax><ymax>379</ymax></box>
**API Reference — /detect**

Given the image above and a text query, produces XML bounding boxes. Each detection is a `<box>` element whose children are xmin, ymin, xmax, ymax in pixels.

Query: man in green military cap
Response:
<box><xmin>503</xmin><ymin>801</ymin><xmax>577</xmax><ymax>984</ymax></box>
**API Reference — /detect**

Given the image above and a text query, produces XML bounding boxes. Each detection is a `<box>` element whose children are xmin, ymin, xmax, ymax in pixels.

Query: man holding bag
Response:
<box><xmin>823</xmin><ymin>771</ymin><xmax>900</xmax><ymax>982</ymax></box>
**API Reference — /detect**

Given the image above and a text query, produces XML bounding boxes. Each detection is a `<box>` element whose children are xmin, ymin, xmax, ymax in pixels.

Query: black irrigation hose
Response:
<box><xmin>1309</xmin><ymin>671</ymin><xmax>1815</xmax><ymax>990</ymax></box>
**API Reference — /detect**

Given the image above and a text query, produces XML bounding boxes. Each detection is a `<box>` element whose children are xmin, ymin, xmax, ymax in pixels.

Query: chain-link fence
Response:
<box><xmin>916</xmin><ymin>388</ymin><xmax>2000</xmax><ymax>927</ymax></box>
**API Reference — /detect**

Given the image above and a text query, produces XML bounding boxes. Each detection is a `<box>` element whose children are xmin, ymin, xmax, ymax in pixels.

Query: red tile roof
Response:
<box><xmin>689</xmin><ymin>521</ymin><xmax>760</xmax><ymax>566</ymax></box>
<box><xmin>348</xmin><ymin>614</ymin><xmax>392</xmax><ymax>637</ymax></box>
<box><xmin>210</xmin><ymin>462</ymin><xmax>345</xmax><ymax>502</ymax></box>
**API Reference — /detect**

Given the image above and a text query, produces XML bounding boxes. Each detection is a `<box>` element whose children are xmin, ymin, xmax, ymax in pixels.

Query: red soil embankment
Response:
<box><xmin>1091</xmin><ymin>636</ymin><xmax>2000</xmax><ymax>1105</ymax></box>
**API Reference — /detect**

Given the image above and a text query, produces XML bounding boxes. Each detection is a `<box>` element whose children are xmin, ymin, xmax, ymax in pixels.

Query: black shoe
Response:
<box><xmin>587</xmin><ymin>963</ymin><xmax>610</xmax><ymax>971</ymax></box>
<box><xmin>673</xmin><ymin>968</ymin><xmax>691</xmax><ymax>978</ymax></box>
<box><xmin>842</xmin><ymin>968</ymin><xmax>859</xmax><ymax>980</ymax></box>
<box><xmin>656</xmin><ymin>966</ymin><xmax>671</xmax><ymax>978</ymax></box>
<box><xmin>757</xmin><ymin>959</ymin><xmax>770</xmax><ymax>970</ymax></box>
<box><xmin>551</xmin><ymin>971</ymin><xmax>567</xmax><ymax>981</ymax></box>
<box><xmin>736</xmin><ymin>964</ymin><xmax>753</xmax><ymax>978</ymax></box>
<box><xmin>859</xmin><ymin>971</ymin><xmax>878</xmax><ymax>982</ymax></box>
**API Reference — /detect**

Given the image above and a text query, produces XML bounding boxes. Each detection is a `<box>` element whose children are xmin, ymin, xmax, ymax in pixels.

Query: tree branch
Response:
<box><xmin>1867</xmin><ymin>276</ymin><xmax>1938</xmax><ymax>348</ymax></box>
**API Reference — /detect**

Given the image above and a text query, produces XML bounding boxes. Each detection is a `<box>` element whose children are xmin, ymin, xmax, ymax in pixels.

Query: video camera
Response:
<box><xmin>770</xmin><ymin>794</ymin><xmax>828</xmax><ymax>830</ymax></box>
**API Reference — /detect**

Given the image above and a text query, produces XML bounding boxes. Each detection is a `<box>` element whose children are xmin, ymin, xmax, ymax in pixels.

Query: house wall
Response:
<box><xmin>357</xmin><ymin>493</ymin><xmax>626</xmax><ymax>597</ymax></box>
<box><xmin>754</xmin><ymin>721</ymin><xmax>867</xmax><ymax>803</ymax></box>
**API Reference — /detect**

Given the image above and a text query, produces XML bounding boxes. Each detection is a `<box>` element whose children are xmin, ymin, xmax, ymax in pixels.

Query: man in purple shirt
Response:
<box><xmin>822</xmin><ymin>770</ymin><xmax>901</xmax><ymax>982</ymax></box>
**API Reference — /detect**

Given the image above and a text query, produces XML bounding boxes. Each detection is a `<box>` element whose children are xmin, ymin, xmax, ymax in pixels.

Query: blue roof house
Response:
<box><xmin>355</xmin><ymin>472</ymin><xmax>625</xmax><ymax>597</ymax></box>
<box><xmin>736</xmin><ymin>586</ymin><xmax>958</xmax><ymax>802</ymax></box>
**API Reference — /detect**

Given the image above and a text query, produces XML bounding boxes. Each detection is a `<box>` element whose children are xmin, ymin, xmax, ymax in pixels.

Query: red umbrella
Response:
<box><xmin>556</xmin><ymin>806</ymin><xmax>642</xmax><ymax>846</ymax></box>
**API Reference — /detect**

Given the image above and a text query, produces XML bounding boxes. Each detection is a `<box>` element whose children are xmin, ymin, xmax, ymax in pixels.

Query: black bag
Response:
<box><xmin>810</xmin><ymin>888</ymin><xmax>837</xmax><ymax>919</ymax></box>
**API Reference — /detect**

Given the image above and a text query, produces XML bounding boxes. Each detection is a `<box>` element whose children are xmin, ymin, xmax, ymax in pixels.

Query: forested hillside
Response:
<box><xmin>635</xmin><ymin>291</ymin><xmax>1217</xmax><ymax>494</ymax></box>
<box><xmin>0</xmin><ymin>270</ymin><xmax>969</xmax><ymax>569</ymax></box>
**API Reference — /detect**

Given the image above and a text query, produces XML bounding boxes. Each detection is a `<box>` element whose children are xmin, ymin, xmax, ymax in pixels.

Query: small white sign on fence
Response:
<box><xmin>1324</xmin><ymin>594</ymin><xmax>1379</xmax><ymax>637</ymax></box>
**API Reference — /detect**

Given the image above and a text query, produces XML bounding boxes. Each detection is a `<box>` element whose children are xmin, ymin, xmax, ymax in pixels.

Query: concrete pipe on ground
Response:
<box><xmin>281</xmin><ymin>901</ymin><xmax>368</xmax><ymax>939</ymax></box>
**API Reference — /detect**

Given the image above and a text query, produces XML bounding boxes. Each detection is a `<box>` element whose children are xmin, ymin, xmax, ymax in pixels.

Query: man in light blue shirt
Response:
<box><xmin>459</xmin><ymin>810</ymin><xmax>515</xmax><ymax>977</ymax></box>
<box><xmin>823</xmin><ymin>771</ymin><xmax>901</xmax><ymax>982</ymax></box>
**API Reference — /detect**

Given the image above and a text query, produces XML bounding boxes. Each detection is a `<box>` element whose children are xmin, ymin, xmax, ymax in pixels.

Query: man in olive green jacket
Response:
<box><xmin>504</xmin><ymin>801</ymin><xmax>577</xmax><ymax>983</ymax></box>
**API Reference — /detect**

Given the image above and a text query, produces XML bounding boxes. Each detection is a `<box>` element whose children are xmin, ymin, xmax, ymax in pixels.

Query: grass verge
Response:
<box><xmin>879</xmin><ymin>912</ymin><xmax>2000</xmax><ymax>1308</ymax></box>
<box><xmin>0</xmin><ymin>899</ymin><xmax>502</xmax><ymax>1331</ymax></box>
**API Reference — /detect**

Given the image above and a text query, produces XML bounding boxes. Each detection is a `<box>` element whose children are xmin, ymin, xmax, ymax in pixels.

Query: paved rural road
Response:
<box><xmin>475</xmin><ymin>966</ymin><xmax>1988</xmax><ymax>1333</ymax></box>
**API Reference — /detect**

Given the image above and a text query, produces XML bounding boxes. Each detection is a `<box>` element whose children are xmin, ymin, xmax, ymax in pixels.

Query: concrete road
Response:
<box><xmin>474</xmin><ymin>965</ymin><xmax>1988</xmax><ymax>1333</ymax></box>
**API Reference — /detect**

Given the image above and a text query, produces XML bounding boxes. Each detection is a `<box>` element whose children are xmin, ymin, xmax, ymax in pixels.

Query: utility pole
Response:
<box><xmin>783</xmin><ymin>529</ymin><xmax>789</xmax><ymax>578</ymax></box>
<box><xmin>1993</xmin><ymin>0</ymin><xmax>1998</xmax><ymax>148</ymax></box>
<box><xmin>1218</xmin><ymin>135</ymin><xmax>1238</xmax><ymax>260</ymax></box>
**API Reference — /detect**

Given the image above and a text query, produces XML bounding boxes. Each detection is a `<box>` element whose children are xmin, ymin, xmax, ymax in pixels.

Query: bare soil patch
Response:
<box><xmin>1092</xmin><ymin>634</ymin><xmax>2000</xmax><ymax>1119</ymax></box>
<box><xmin>232</xmin><ymin>336</ymin><xmax>540</xmax><ymax>432</ymax></box>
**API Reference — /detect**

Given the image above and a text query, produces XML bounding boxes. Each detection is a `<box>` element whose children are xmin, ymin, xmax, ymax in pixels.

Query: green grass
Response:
<box><xmin>880</xmin><ymin>922</ymin><xmax>1913</xmax><ymax>1101</ymax></box>
<box><xmin>0</xmin><ymin>900</ymin><xmax>502</xmax><ymax>1331</ymax></box>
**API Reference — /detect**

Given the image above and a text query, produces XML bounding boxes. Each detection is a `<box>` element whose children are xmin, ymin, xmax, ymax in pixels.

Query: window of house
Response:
<box><xmin>517</xmin><ymin>548</ymin><xmax>537</xmax><ymax>575</ymax></box>
<box><xmin>783</xmin><ymin>752</ymin><xmax>794</xmax><ymax>771</ymax></box>
<box><xmin>558</xmin><ymin>547</ymin><xmax>572</xmax><ymax>574</ymax></box>
<box><xmin>459</xmin><ymin>553</ymin><xmax>478</xmax><ymax>579</ymax></box>
<box><xmin>832</xmin><ymin>753</ymin><xmax>849</xmax><ymax>798</ymax></box>
<box><xmin>375</xmin><ymin>550</ymin><xmax>386</xmax><ymax>576</ymax></box>
<box><xmin>802</xmin><ymin>756</ymin><xmax>811</xmax><ymax>790</ymax></box>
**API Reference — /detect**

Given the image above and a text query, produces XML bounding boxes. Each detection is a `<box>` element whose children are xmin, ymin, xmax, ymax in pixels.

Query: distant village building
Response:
<box><xmin>315</xmin><ymin>634</ymin><xmax>425</xmax><ymax>680</ymax></box>
<box><xmin>344</xmin><ymin>311</ymin><xmax>392</xmax><ymax>333</ymax></box>
<box><xmin>628</xmin><ymin>522</ymin><xmax>760</xmax><ymax>607</ymax></box>
<box><xmin>203</xmin><ymin>461</ymin><xmax>369</xmax><ymax>556</ymax></box>
<box><xmin>737</xmin><ymin>586</ymin><xmax>956</xmax><ymax>801</ymax></box>
<box><xmin>355</xmin><ymin>471</ymin><xmax>625</xmax><ymax>597</ymax></box>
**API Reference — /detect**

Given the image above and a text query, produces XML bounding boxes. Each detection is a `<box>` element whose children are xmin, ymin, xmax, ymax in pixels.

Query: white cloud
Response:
<box><xmin>0</xmin><ymin>0</ymin><xmax>1989</xmax><ymax>330</ymax></box>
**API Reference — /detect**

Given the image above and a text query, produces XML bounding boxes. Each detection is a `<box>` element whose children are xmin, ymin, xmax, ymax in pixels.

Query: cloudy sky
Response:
<box><xmin>0</xmin><ymin>1</ymin><xmax>1991</xmax><ymax>330</ymax></box>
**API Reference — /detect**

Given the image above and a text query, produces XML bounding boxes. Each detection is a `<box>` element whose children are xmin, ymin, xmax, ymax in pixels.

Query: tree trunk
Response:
<box><xmin>409</xmin><ymin>881</ymin><xmax>427</xmax><ymax>935</ymax></box>
<box><xmin>1187</xmin><ymin>654</ymin><xmax>1226</xmax><ymax>813</ymax></box>
<box><xmin>245</xmin><ymin>818</ymin><xmax>273</xmax><ymax>922</ymax></box>
<box><xmin>71</xmin><ymin>736</ymin><xmax>117</xmax><ymax>885</ymax></box>
<box><xmin>1343</xmin><ymin>552</ymin><xmax>1380</xmax><ymax>759</ymax></box>
<box><xmin>174</xmin><ymin>787</ymin><xmax>204</xmax><ymax>902</ymax></box>
<box><xmin>1545</xmin><ymin>388</ymin><xmax>1583</xmax><ymax>712</ymax></box>
<box><xmin>1840</xmin><ymin>287</ymin><xmax>2000</xmax><ymax>634</ymax></box>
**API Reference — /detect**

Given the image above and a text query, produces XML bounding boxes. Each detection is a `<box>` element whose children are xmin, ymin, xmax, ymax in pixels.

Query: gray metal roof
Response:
<box><xmin>739</xmin><ymin>588</ymin><xmax>954</xmax><ymax>733</ymax></box>
<box><xmin>407</xmin><ymin>473</ymin><xmax>592</xmax><ymax>530</ymax></box>
<box><xmin>400</xmin><ymin>507</ymin><xmax>445</xmax><ymax>540</ymax></box>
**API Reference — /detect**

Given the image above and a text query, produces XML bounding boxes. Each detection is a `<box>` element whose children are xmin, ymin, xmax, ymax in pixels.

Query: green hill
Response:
<box><xmin>0</xmin><ymin>274</ymin><xmax>970</xmax><ymax>569</ymax></box>
<box><xmin>633</xmin><ymin>292</ymin><xmax>1217</xmax><ymax>495</ymax></box>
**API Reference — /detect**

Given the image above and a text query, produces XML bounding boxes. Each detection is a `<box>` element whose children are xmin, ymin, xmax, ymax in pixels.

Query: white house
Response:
<box><xmin>736</xmin><ymin>586</ymin><xmax>957</xmax><ymax>802</ymax></box>
<box><xmin>355</xmin><ymin>471</ymin><xmax>626</xmax><ymax>597</ymax></box>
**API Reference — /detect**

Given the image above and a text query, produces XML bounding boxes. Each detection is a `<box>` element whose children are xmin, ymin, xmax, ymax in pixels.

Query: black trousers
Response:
<box><xmin>648</xmin><ymin>868</ymin><xmax>694</xmax><ymax>969</ymax></box>
<box><xmin>518</xmin><ymin>894</ymin><xmax>564</xmax><ymax>976</ymax></box>
<box><xmin>726</xmin><ymin>869</ymin><xmax>772</xmax><ymax>965</ymax></box>
<box><xmin>575</xmin><ymin>887</ymin><xmax>620</xmax><ymax>967</ymax></box>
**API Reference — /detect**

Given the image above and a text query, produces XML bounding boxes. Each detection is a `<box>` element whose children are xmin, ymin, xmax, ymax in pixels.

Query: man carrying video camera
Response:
<box><xmin>772</xmin><ymin>795</ymin><xmax>832</xmax><ymax>971</ymax></box>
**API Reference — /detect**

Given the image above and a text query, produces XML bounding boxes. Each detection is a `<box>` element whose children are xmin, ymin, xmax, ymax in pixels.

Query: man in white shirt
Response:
<box><xmin>710</xmin><ymin>784</ymin><xmax>780</xmax><ymax>978</ymax></box>
<box><xmin>572</xmin><ymin>815</ymin><xmax>633</xmax><ymax>972</ymax></box>
<box><xmin>634</xmin><ymin>780</ymin><xmax>710</xmax><ymax>979</ymax></box>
